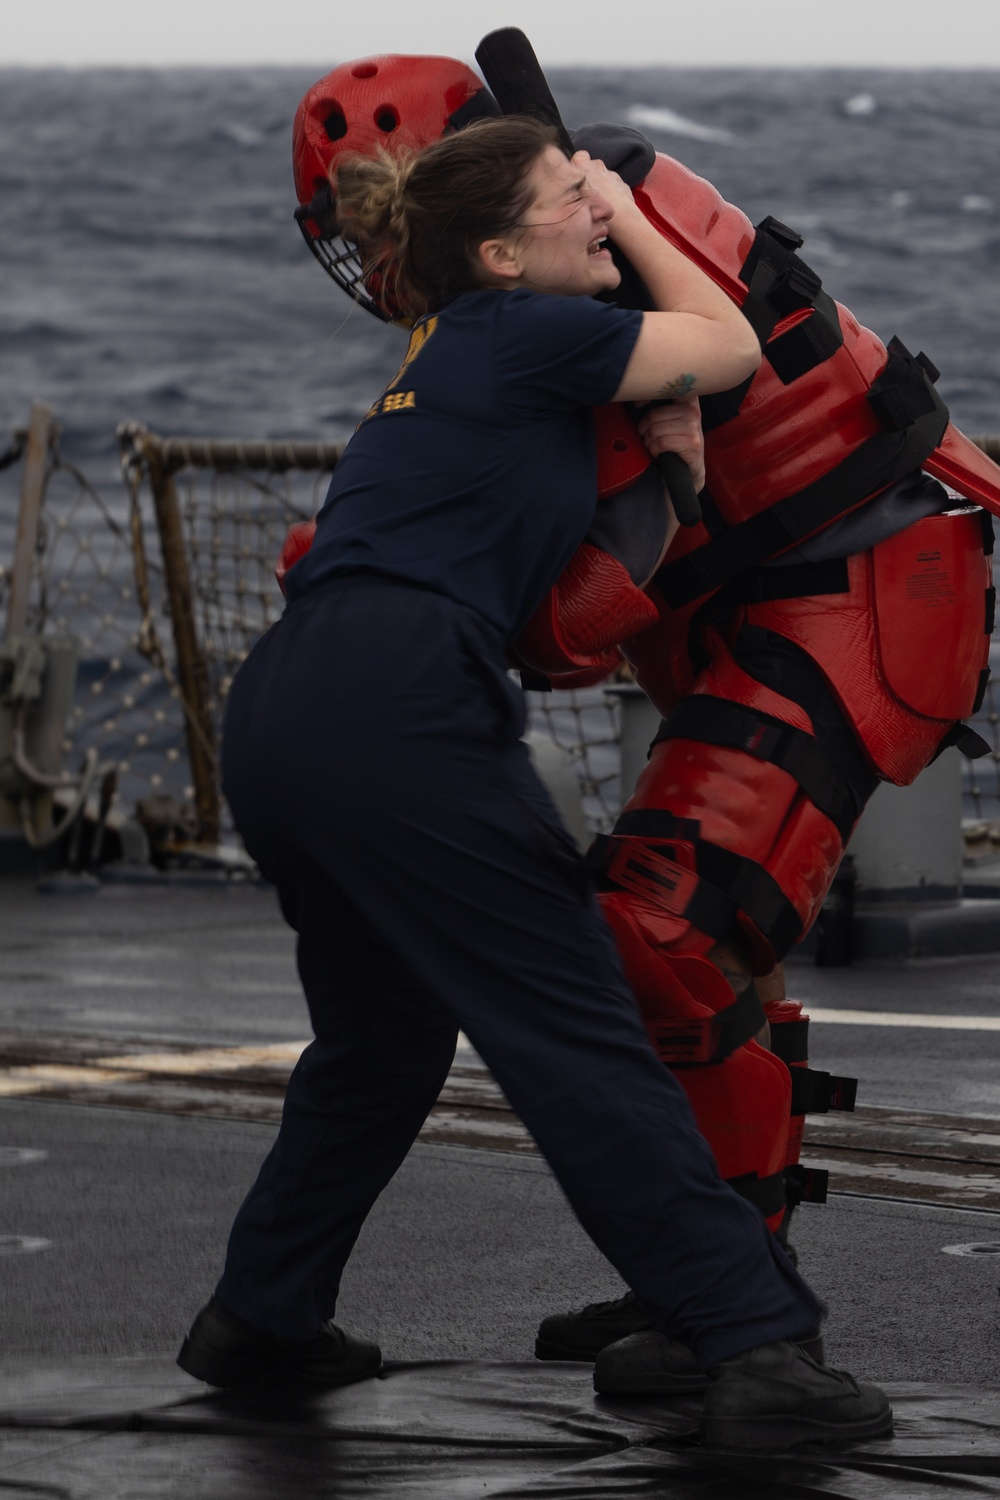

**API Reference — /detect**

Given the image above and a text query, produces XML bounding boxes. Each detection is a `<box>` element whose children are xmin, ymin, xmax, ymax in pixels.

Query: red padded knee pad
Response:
<box><xmin>601</xmin><ymin>906</ymin><xmax>794</xmax><ymax>1229</ymax></box>
<box><xmin>676</xmin><ymin>1043</ymin><xmax>792</xmax><ymax>1233</ymax></box>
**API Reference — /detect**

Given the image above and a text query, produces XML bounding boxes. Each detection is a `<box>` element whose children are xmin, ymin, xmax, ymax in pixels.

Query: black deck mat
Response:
<box><xmin>0</xmin><ymin>1358</ymin><xmax>995</xmax><ymax>1497</ymax></box>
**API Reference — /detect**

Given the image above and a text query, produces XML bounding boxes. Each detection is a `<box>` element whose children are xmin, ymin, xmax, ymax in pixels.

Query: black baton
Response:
<box><xmin>475</xmin><ymin>27</ymin><xmax>703</xmax><ymax>527</ymax></box>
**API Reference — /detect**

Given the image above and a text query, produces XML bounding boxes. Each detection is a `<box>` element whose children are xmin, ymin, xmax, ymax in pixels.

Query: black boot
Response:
<box><xmin>177</xmin><ymin>1296</ymin><xmax>383</xmax><ymax>1389</ymax></box>
<box><xmin>535</xmin><ymin>1290</ymin><xmax>652</xmax><ymax>1361</ymax></box>
<box><xmin>701</xmin><ymin>1340</ymin><xmax>892</xmax><ymax>1450</ymax></box>
<box><xmin>593</xmin><ymin>1324</ymin><xmax>825</xmax><ymax>1395</ymax></box>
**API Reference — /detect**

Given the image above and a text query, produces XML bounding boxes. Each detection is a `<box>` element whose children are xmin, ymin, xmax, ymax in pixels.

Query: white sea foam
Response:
<box><xmin>625</xmin><ymin>104</ymin><xmax>733</xmax><ymax>145</ymax></box>
<box><xmin>961</xmin><ymin>193</ymin><xmax>994</xmax><ymax>213</ymax></box>
<box><xmin>844</xmin><ymin>92</ymin><xmax>877</xmax><ymax>117</ymax></box>
<box><xmin>221</xmin><ymin>122</ymin><xmax>263</xmax><ymax>147</ymax></box>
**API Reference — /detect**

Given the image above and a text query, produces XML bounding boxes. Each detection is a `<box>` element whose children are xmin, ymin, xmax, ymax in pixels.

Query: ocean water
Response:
<box><xmin>2</xmin><ymin>65</ymin><xmax>999</xmax><ymax>826</ymax></box>
<box><xmin>2</xmin><ymin>64</ymin><xmax>1000</xmax><ymax>488</ymax></box>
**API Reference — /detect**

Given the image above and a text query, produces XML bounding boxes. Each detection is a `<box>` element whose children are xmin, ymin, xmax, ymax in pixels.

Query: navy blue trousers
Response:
<box><xmin>216</xmin><ymin>576</ymin><xmax>823</xmax><ymax>1368</ymax></box>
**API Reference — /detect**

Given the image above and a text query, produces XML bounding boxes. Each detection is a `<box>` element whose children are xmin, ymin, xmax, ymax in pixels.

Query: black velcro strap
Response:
<box><xmin>647</xmin><ymin>983</ymin><xmax>766</xmax><ymax>1067</ymax></box>
<box><xmin>785</xmin><ymin>1164</ymin><xmax>829</xmax><ymax>1206</ymax></box>
<box><xmin>587</xmin><ymin>833</ymin><xmax>740</xmax><ymax>943</ymax></box>
<box><xmin>868</xmin><ymin>338</ymin><xmax>942</xmax><ymax>431</ymax></box>
<box><xmin>739</xmin><ymin>216</ymin><xmax>822</xmax><ymax>339</ymax></box>
<box><xmin>789</xmin><ymin>1069</ymin><xmax>859</xmax><ymax>1115</ymax></box>
<box><xmin>685</xmin><ymin>844</ymin><xmax>802</xmax><ymax>954</ymax></box>
<box><xmin>981</xmin><ymin>510</ymin><xmax>995</xmax><ymax>557</ymax></box>
<box><xmin>765</xmin><ymin>291</ymin><xmax>844</xmax><ymax>386</ymax></box>
<box><xmin>974</xmin><ymin>669</ymin><xmax>991</xmax><ymax>717</ymax></box>
<box><xmin>700</xmin><ymin>374</ymin><xmax>756</xmax><ymax>433</ymax></box>
<box><xmin>654</xmin><ymin>338</ymin><xmax>950</xmax><ymax>609</ymax></box>
<box><xmin>768</xmin><ymin>1016</ymin><xmax>810</xmax><ymax>1064</ymax></box>
<box><xmin>936</xmin><ymin>722</ymin><xmax>991</xmax><ymax>760</ymax></box>
<box><xmin>714</xmin><ymin>557</ymin><xmax>850</xmax><ymax>608</ymax></box>
<box><xmin>654</xmin><ymin>697</ymin><xmax>858</xmax><ymax>842</ymax></box>
<box><xmin>614</xmin><ymin>809</ymin><xmax>702</xmax><ymax>841</ymax></box>
<box><xmin>727</xmin><ymin>1170</ymin><xmax>786</xmax><ymax>1218</ymax></box>
<box><xmin>701</xmin><ymin>217</ymin><xmax>828</xmax><ymax>430</ymax></box>
<box><xmin>986</xmin><ymin>586</ymin><xmax>996</xmax><ymax>635</ymax></box>
<box><xmin>595</xmin><ymin>812</ymin><xmax>804</xmax><ymax>957</ymax></box>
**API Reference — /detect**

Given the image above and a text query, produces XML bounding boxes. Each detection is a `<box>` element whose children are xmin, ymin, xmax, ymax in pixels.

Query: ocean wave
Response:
<box><xmin>844</xmin><ymin>93</ymin><xmax>877</xmax><ymax>118</ymax></box>
<box><xmin>960</xmin><ymin>194</ymin><xmax>995</xmax><ymax>214</ymax></box>
<box><xmin>217</xmin><ymin>123</ymin><xmax>265</xmax><ymax>148</ymax></box>
<box><xmin>1</xmin><ymin>320</ymin><xmax>85</xmax><ymax>345</ymax></box>
<box><xmin>625</xmin><ymin>104</ymin><xmax>733</xmax><ymax>145</ymax></box>
<box><xmin>2</xmin><ymin>67</ymin><xmax>1000</xmax><ymax>441</ymax></box>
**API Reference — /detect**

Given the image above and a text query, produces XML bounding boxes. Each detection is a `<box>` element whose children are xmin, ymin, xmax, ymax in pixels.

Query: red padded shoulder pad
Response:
<box><xmin>593</xmin><ymin>404</ymin><xmax>653</xmax><ymax>499</ymax></box>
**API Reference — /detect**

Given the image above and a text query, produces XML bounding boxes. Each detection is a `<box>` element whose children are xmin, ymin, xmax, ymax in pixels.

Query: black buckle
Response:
<box><xmin>789</xmin><ymin>1069</ymin><xmax>858</xmax><ymax>1115</ymax></box>
<box><xmin>758</xmin><ymin>215</ymin><xmax>804</xmax><ymax>253</ymax></box>
<box><xmin>869</xmin><ymin>337</ymin><xmax>944</xmax><ymax>431</ymax></box>
<box><xmin>728</xmin><ymin>1169</ymin><xmax>786</xmax><ymax>1218</ymax></box>
<box><xmin>785</xmin><ymin>1164</ymin><xmax>829</xmax><ymax>1206</ymax></box>
<box><xmin>648</xmin><ymin>982</ymin><xmax>766</xmax><ymax>1067</ymax></box>
<box><xmin>768</xmin><ymin>1016</ymin><xmax>810</xmax><ymax>1064</ymax></box>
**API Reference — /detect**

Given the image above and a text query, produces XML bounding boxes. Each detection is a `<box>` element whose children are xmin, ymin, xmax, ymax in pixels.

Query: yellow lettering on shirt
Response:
<box><xmin>356</xmin><ymin>314</ymin><xmax>435</xmax><ymax>425</ymax></box>
<box><xmin>383</xmin><ymin>390</ymin><xmax>416</xmax><ymax>412</ymax></box>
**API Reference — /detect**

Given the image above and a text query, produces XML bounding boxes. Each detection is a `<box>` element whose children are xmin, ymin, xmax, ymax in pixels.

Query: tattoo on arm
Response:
<box><xmin>654</xmin><ymin>373</ymin><xmax>697</xmax><ymax>400</ymax></box>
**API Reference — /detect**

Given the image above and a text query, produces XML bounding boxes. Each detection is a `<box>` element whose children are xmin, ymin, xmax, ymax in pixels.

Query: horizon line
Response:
<box><xmin>2</xmin><ymin>57</ymin><xmax>1000</xmax><ymax>72</ymax></box>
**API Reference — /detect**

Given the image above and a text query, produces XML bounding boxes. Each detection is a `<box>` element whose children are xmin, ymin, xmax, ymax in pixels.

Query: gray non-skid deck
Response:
<box><xmin>2</xmin><ymin>876</ymin><xmax>1000</xmax><ymax>1494</ymax></box>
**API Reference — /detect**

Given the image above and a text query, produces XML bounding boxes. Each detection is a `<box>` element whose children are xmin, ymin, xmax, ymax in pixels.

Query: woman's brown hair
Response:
<box><xmin>334</xmin><ymin>116</ymin><xmax>560</xmax><ymax>320</ymax></box>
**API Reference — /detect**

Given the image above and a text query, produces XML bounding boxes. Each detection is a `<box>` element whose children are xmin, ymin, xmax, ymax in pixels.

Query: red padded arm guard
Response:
<box><xmin>514</xmin><ymin>405</ymin><xmax>666</xmax><ymax>675</ymax></box>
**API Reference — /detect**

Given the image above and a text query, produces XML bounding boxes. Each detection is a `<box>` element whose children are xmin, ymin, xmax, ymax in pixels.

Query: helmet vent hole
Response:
<box><xmin>375</xmin><ymin>106</ymin><xmax>400</xmax><ymax>133</ymax></box>
<box><xmin>352</xmin><ymin>63</ymin><xmax>378</xmax><ymax>79</ymax></box>
<box><xmin>323</xmin><ymin>109</ymin><xmax>347</xmax><ymax>142</ymax></box>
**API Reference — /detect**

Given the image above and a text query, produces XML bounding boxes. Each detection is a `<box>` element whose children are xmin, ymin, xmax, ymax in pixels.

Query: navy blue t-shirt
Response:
<box><xmin>286</xmin><ymin>288</ymin><xmax>643</xmax><ymax>640</ymax></box>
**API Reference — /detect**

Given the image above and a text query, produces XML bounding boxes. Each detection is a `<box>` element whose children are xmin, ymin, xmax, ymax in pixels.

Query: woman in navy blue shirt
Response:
<box><xmin>179</xmin><ymin>116</ymin><xmax>890</xmax><ymax>1449</ymax></box>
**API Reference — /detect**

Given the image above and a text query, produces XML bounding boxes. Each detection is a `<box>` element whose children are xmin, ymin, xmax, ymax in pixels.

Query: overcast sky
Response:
<box><xmin>3</xmin><ymin>0</ymin><xmax>1000</xmax><ymax>68</ymax></box>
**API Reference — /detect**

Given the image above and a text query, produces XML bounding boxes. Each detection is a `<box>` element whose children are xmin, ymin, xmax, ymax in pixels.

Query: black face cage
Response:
<box><xmin>294</xmin><ymin>200</ymin><xmax>391</xmax><ymax>324</ymax></box>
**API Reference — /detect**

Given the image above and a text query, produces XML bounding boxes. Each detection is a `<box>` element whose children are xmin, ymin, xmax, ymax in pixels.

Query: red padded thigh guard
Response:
<box><xmin>604</xmin><ymin>635</ymin><xmax>842</xmax><ymax>971</ymax></box>
<box><xmin>746</xmin><ymin>509</ymin><xmax>992</xmax><ymax>783</ymax></box>
<box><xmin>604</xmin><ymin>511</ymin><xmax>993</xmax><ymax>969</ymax></box>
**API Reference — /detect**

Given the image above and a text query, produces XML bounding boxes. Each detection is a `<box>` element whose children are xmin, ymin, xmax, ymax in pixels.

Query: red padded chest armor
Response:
<box><xmin>629</xmin><ymin>154</ymin><xmax>1000</xmax><ymax>579</ymax></box>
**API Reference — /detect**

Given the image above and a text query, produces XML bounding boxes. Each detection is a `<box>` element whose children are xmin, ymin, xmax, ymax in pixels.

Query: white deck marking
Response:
<box><xmin>806</xmin><ymin>1007</ymin><xmax>1000</xmax><ymax>1031</ymax></box>
<box><xmin>0</xmin><ymin>1065</ymin><xmax>146</xmax><ymax>1097</ymax></box>
<box><xmin>804</xmin><ymin>1154</ymin><xmax>1000</xmax><ymax>1196</ymax></box>
<box><xmin>0</xmin><ymin>1036</ymin><xmax>479</xmax><ymax>1099</ymax></box>
<box><xmin>92</xmin><ymin>1043</ymin><xmax>307</xmax><ymax>1074</ymax></box>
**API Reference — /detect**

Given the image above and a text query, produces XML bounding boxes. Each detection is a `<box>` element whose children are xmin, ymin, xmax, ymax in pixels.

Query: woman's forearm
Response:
<box><xmin>610</xmin><ymin>204</ymin><xmax>749</xmax><ymax>337</ymax></box>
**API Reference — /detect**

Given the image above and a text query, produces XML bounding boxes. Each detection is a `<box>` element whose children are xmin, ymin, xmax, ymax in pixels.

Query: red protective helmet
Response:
<box><xmin>292</xmin><ymin>55</ymin><xmax>500</xmax><ymax>321</ymax></box>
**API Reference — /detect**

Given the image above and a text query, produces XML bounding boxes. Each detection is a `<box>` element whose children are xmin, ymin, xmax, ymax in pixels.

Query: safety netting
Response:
<box><xmin>5</xmin><ymin>414</ymin><xmax>1000</xmax><ymax>848</ymax></box>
